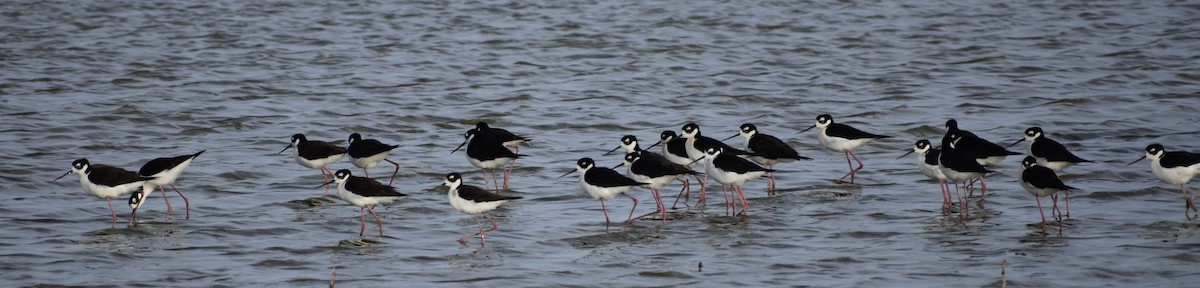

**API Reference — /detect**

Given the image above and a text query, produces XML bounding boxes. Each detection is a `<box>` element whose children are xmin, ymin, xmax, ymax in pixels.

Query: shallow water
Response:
<box><xmin>3</xmin><ymin>0</ymin><xmax>1200</xmax><ymax>286</ymax></box>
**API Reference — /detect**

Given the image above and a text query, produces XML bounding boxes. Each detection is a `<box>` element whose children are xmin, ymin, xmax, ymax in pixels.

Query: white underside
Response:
<box><xmin>580</xmin><ymin>175</ymin><xmax>634</xmax><ymax>201</ymax></box>
<box><xmin>705</xmin><ymin>161</ymin><xmax>765</xmax><ymax>186</ymax></box>
<box><xmin>336</xmin><ymin>182</ymin><xmax>402</xmax><ymax>207</ymax></box>
<box><xmin>939</xmin><ymin>165</ymin><xmax>983</xmax><ymax>182</ymax></box>
<box><xmin>468</xmin><ymin>155</ymin><xmax>514</xmax><ymax>170</ymax></box>
<box><xmin>818</xmin><ymin>129</ymin><xmax>875</xmax><ymax>152</ymax></box>
<box><xmin>80</xmin><ymin>175</ymin><xmax>145</xmax><ymax>199</ymax></box>
<box><xmin>294</xmin><ymin>153</ymin><xmax>344</xmax><ymax>169</ymax></box>
<box><xmin>684</xmin><ymin>138</ymin><xmax>708</xmax><ymax>166</ymax></box>
<box><xmin>1034</xmin><ymin>157</ymin><xmax>1075</xmax><ymax>171</ymax></box>
<box><xmin>145</xmin><ymin>157</ymin><xmax>196</xmax><ymax>189</ymax></box>
<box><xmin>976</xmin><ymin>155</ymin><xmax>1007</xmax><ymax>166</ymax></box>
<box><xmin>918</xmin><ymin>154</ymin><xmax>947</xmax><ymax>181</ymax></box>
<box><xmin>626</xmin><ymin>168</ymin><xmax>679</xmax><ymax>190</ymax></box>
<box><xmin>351</xmin><ymin>151</ymin><xmax>392</xmax><ymax>169</ymax></box>
<box><xmin>1151</xmin><ymin>159</ymin><xmax>1200</xmax><ymax>185</ymax></box>
<box><xmin>449</xmin><ymin>190</ymin><xmax>509</xmax><ymax>214</ymax></box>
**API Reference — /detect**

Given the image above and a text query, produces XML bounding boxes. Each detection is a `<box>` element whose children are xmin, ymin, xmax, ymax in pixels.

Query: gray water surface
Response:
<box><xmin>3</xmin><ymin>0</ymin><xmax>1200</xmax><ymax>287</ymax></box>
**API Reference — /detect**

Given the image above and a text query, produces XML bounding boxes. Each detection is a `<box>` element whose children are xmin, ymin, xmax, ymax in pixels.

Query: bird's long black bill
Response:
<box><xmin>315</xmin><ymin>180</ymin><xmax>336</xmax><ymax>189</ymax></box>
<box><xmin>1005</xmin><ymin>138</ymin><xmax>1025</xmax><ymax>148</ymax></box>
<box><xmin>612</xmin><ymin>162</ymin><xmax>626</xmax><ymax>170</ymax></box>
<box><xmin>721</xmin><ymin>134</ymin><xmax>738</xmax><ymax>141</ymax></box>
<box><xmin>450</xmin><ymin>141</ymin><xmax>467</xmax><ymax>154</ymax></box>
<box><xmin>796</xmin><ymin>125</ymin><xmax>816</xmax><ymax>134</ymax></box>
<box><xmin>276</xmin><ymin>144</ymin><xmax>293</xmax><ymax>155</ymax></box>
<box><xmin>643</xmin><ymin>140</ymin><xmax>663</xmax><ymax>151</ymax></box>
<box><xmin>603</xmin><ymin>146</ymin><xmax>622</xmax><ymax>156</ymax></box>
<box><xmin>557</xmin><ymin>170</ymin><xmax>576</xmax><ymax>179</ymax></box>
<box><xmin>53</xmin><ymin>170</ymin><xmax>72</xmax><ymax>181</ymax></box>
<box><xmin>1127</xmin><ymin>157</ymin><xmax>1146</xmax><ymax>166</ymax></box>
<box><xmin>687</xmin><ymin>156</ymin><xmax>707</xmax><ymax>166</ymax></box>
<box><xmin>896</xmin><ymin>149</ymin><xmax>917</xmax><ymax>160</ymax></box>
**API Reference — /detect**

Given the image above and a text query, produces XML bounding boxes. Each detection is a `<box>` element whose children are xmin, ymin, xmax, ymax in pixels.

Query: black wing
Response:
<box><xmin>299</xmin><ymin>141</ymin><xmax>347</xmax><ymax>160</ymax></box>
<box><xmin>139</xmin><ymin>150</ymin><xmax>205</xmax><ymax>176</ymax></box>
<box><xmin>956</xmin><ymin>136</ymin><xmax>1020</xmax><ymax>158</ymax></box>
<box><xmin>923</xmin><ymin>148</ymin><xmax>941</xmax><ymax>166</ymax></box>
<box><xmin>89</xmin><ymin>165</ymin><xmax>153</xmax><ymax>186</ymax></box>
<box><xmin>1162</xmin><ymin>151</ymin><xmax>1200</xmax><ymax>169</ymax></box>
<box><xmin>1031</xmin><ymin>138</ymin><xmax>1090</xmax><ymax>163</ymax></box>
<box><xmin>665</xmin><ymin>138</ymin><xmax>690</xmax><ymax>158</ymax></box>
<box><xmin>457</xmin><ymin>184</ymin><xmax>521</xmax><ymax>202</ymax></box>
<box><xmin>826</xmin><ymin>123</ymin><xmax>889</xmax><ymax>140</ymax></box>
<box><xmin>585</xmin><ymin>167</ymin><xmax>648</xmax><ymax>188</ymax></box>
<box><xmin>695</xmin><ymin>136</ymin><xmax>751</xmax><ymax>156</ymax></box>
<box><xmin>938</xmin><ymin>149</ymin><xmax>992</xmax><ymax>173</ymax></box>
<box><xmin>1022</xmin><ymin>166</ymin><xmax>1075</xmax><ymax>190</ymax></box>
<box><xmin>630</xmin><ymin>154</ymin><xmax>698</xmax><ymax>178</ymax></box>
<box><xmin>466</xmin><ymin>137</ymin><xmax>525</xmax><ymax>161</ymax></box>
<box><xmin>348</xmin><ymin>139</ymin><xmax>399</xmax><ymax>158</ymax></box>
<box><xmin>748</xmin><ymin>134</ymin><xmax>809</xmax><ymax>160</ymax></box>
<box><xmin>345</xmin><ymin>176</ymin><xmax>407</xmax><ymax>197</ymax></box>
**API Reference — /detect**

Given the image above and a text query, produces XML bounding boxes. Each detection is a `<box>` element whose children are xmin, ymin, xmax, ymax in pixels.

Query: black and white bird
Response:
<box><xmin>939</xmin><ymin>132</ymin><xmax>993</xmax><ymax>220</ymax></box>
<box><xmin>897</xmin><ymin>140</ymin><xmax>951</xmax><ymax>213</ymax></box>
<box><xmin>644</xmin><ymin>130</ymin><xmax>704</xmax><ymax>208</ymax></box>
<box><xmin>560</xmin><ymin>157</ymin><xmax>648</xmax><ymax>230</ymax></box>
<box><xmin>55</xmin><ymin>159</ymin><xmax>154</xmax><ymax>228</ymax></box>
<box><xmin>698</xmin><ymin>147</ymin><xmax>773</xmax><ymax>216</ymax></box>
<box><xmin>1020</xmin><ymin>156</ymin><xmax>1075</xmax><ymax>231</ymax></box>
<box><xmin>1129</xmin><ymin>144</ymin><xmax>1200</xmax><ymax>221</ymax></box>
<box><xmin>1008</xmin><ymin>127</ymin><xmax>1091</xmax><ymax>171</ymax></box>
<box><xmin>442</xmin><ymin>172</ymin><xmax>520</xmax><ymax>245</ymax></box>
<box><xmin>452</xmin><ymin>129</ymin><xmax>525</xmax><ymax>193</ymax></box>
<box><xmin>606</xmin><ymin>135</ymin><xmax>695</xmax><ymax>219</ymax></box>
<box><xmin>134</xmin><ymin>150</ymin><xmax>205</xmax><ymax>222</ymax></box>
<box><xmin>278</xmin><ymin>134</ymin><xmax>347</xmax><ymax>195</ymax></box>
<box><xmin>321</xmin><ymin>169</ymin><xmax>407</xmax><ymax>237</ymax></box>
<box><xmin>473</xmin><ymin>122</ymin><xmax>530</xmax><ymax>189</ymax></box>
<box><xmin>347</xmin><ymin>133</ymin><xmax>401</xmax><ymax>186</ymax></box>
<box><xmin>943</xmin><ymin>119</ymin><xmax>1020</xmax><ymax>166</ymax></box>
<box><xmin>615</xmin><ymin>151</ymin><xmax>699</xmax><ymax>224</ymax></box>
<box><xmin>798</xmin><ymin>114</ymin><xmax>890</xmax><ymax>184</ymax></box>
<box><xmin>680</xmin><ymin>123</ymin><xmax>750</xmax><ymax>205</ymax></box>
<box><xmin>724</xmin><ymin>123</ymin><xmax>810</xmax><ymax>194</ymax></box>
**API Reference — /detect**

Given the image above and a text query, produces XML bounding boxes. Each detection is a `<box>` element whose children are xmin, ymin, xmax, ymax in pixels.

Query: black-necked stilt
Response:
<box><xmin>615</xmin><ymin>150</ymin><xmax>699</xmax><ymax>224</ymax></box>
<box><xmin>54</xmin><ymin>159</ymin><xmax>153</xmax><ymax>228</ymax></box>
<box><xmin>1020</xmin><ymin>156</ymin><xmax>1074</xmax><ymax>232</ymax></box>
<box><xmin>348</xmin><ymin>133</ymin><xmax>401</xmax><ymax>186</ymax></box>
<box><xmin>1129</xmin><ymin>144</ymin><xmax>1200</xmax><ymax>221</ymax></box>
<box><xmin>939</xmin><ymin>133</ymin><xmax>993</xmax><ymax>220</ymax></box>
<box><xmin>943</xmin><ymin>119</ymin><xmax>1020</xmax><ymax>166</ymax></box>
<box><xmin>680</xmin><ymin>123</ymin><xmax>750</xmax><ymax>206</ymax></box>
<box><xmin>644</xmin><ymin>130</ymin><xmax>704</xmax><ymax>208</ymax></box>
<box><xmin>724</xmin><ymin>123</ymin><xmax>810</xmax><ymax>194</ymax></box>
<box><xmin>134</xmin><ymin>150</ymin><xmax>204</xmax><ymax>222</ymax></box>
<box><xmin>452</xmin><ymin>129</ymin><xmax>525</xmax><ymax>193</ymax></box>
<box><xmin>1007</xmin><ymin>127</ymin><xmax>1091</xmax><ymax>171</ymax></box>
<box><xmin>128</xmin><ymin>189</ymin><xmax>147</xmax><ymax>226</ymax></box>
<box><xmin>897</xmin><ymin>140</ymin><xmax>951</xmax><ymax>214</ymax></box>
<box><xmin>320</xmin><ymin>169</ymin><xmax>407</xmax><ymax>237</ymax></box>
<box><xmin>560</xmin><ymin>157</ymin><xmax>648</xmax><ymax>230</ymax></box>
<box><xmin>798</xmin><ymin>114</ymin><xmax>890</xmax><ymax>184</ymax></box>
<box><xmin>278</xmin><ymin>134</ymin><xmax>346</xmax><ymax>195</ymax></box>
<box><xmin>697</xmin><ymin>146</ymin><xmax>773</xmax><ymax>216</ymax></box>
<box><xmin>474</xmin><ymin>122</ymin><xmax>530</xmax><ymax>189</ymax></box>
<box><xmin>442</xmin><ymin>172</ymin><xmax>520</xmax><ymax>245</ymax></box>
<box><xmin>606</xmin><ymin>135</ymin><xmax>690</xmax><ymax>218</ymax></box>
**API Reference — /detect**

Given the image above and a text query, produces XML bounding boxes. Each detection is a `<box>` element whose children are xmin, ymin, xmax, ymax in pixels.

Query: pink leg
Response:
<box><xmin>695</xmin><ymin>174</ymin><xmax>707</xmax><ymax>208</ymax></box>
<box><xmin>385</xmin><ymin>159</ymin><xmax>400</xmax><ymax>186</ymax></box>
<box><xmin>128</xmin><ymin>206</ymin><xmax>139</xmax><ymax>227</ymax></box>
<box><xmin>1034</xmin><ymin>196</ymin><xmax>1046</xmax><ymax>226</ymax></box>
<box><xmin>321</xmin><ymin>166</ymin><xmax>333</xmax><ymax>195</ymax></box>
<box><xmin>671</xmin><ymin>178</ymin><xmax>691</xmax><ymax>209</ymax></box>
<box><xmin>734</xmin><ymin>185</ymin><xmax>750</xmax><ymax>216</ymax></box>
<box><xmin>766</xmin><ymin>164</ymin><xmax>776</xmax><ymax>196</ymax></box>
<box><xmin>1051</xmin><ymin>194</ymin><xmax>1063</xmax><ymax>232</ymax></box>
<box><xmin>1183</xmin><ymin>184</ymin><xmax>1197</xmax><ymax>221</ymax></box>
<box><xmin>358</xmin><ymin>207</ymin><xmax>367</xmax><ymax>237</ymax></box>
<box><xmin>368</xmin><ymin>206</ymin><xmax>384</xmax><ymax>236</ymax></box>
<box><xmin>107</xmin><ymin>197</ymin><xmax>117</xmax><ymax>228</ymax></box>
<box><xmin>600</xmin><ymin>200</ymin><xmax>611</xmax><ymax>231</ymax></box>
<box><xmin>1063</xmin><ymin>190</ymin><xmax>1071</xmax><ymax>219</ymax></box>
<box><xmin>157</xmin><ymin>186</ymin><xmax>172</xmax><ymax>221</ymax></box>
<box><xmin>978</xmin><ymin>176</ymin><xmax>989</xmax><ymax>203</ymax></box>
<box><xmin>489</xmin><ymin>169</ymin><xmax>501</xmax><ymax>194</ymax></box>
<box><xmin>170</xmin><ymin>184</ymin><xmax>190</xmax><ymax>220</ymax></box>
<box><xmin>363</xmin><ymin>168</ymin><xmax>369</xmax><ymax>178</ymax></box>
<box><xmin>633</xmin><ymin>189</ymin><xmax>665</xmax><ymax>224</ymax></box>
<box><xmin>459</xmin><ymin>214</ymin><xmax>484</xmax><ymax>243</ymax></box>
<box><xmin>502</xmin><ymin>146</ymin><xmax>519</xmax><ymax>190</ymax></box>
<box><xmin>838</xmin><ymin>150</ymin><xmax>865</xmax><ymax>184</ymax></box>
<box><xmin>722</xmin><ymin>185</ymin><xmax>732</xmax><ymax>216</ymax></box>
<box><xmin>622</xmin><ymin>193</ymin><xmax>639</xmax><ymax>227</ymax></box>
